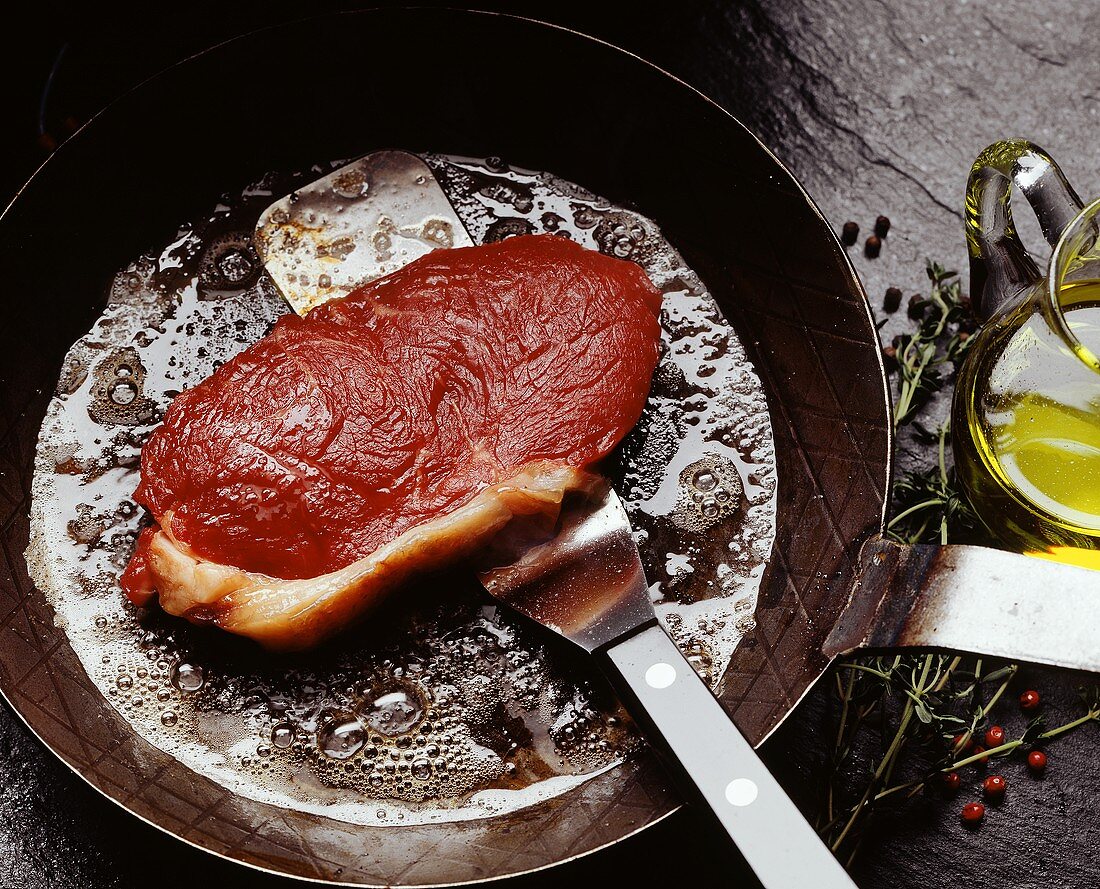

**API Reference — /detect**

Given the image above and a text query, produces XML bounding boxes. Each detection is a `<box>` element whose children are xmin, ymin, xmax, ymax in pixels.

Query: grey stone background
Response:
<box><xmin>1</xmin><ymin>2</ymin><xmax>1097</xmax><ymax>887</ymax></box>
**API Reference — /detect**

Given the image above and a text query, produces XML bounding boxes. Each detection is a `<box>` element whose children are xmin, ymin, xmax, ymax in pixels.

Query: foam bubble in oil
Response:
<box><xmin>26</xmin><ymin>154</ymin><xmax>776</xmax><ymax>826</ymax></box>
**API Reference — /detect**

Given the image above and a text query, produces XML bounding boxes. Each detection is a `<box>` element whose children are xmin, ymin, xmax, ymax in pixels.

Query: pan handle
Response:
<box><xmin>602</xmin><ymin>624</ymin><xmax>858</xmax><ymax>889</ymax></box>
<box><xmin>824</xmin><ymin>536</ymin><xmax>1100</xmax><ymax>671</ymax></box>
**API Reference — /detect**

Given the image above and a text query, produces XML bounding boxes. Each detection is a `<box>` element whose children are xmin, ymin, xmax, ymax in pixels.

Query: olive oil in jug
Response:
<box><xmin>955</xmin><ymin>140</ymin><xmax>1100</xmax><ymax>562</ymax></box>
<box><xmin>954</xmin><ymin>280</ymin><xmax>1100</xmax><ymax>554</ymax></box>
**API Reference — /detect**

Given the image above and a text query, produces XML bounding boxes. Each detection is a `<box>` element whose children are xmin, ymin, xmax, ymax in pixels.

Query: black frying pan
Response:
<box><xmin>0</xmin><ymin>10</ymin><xmax>890</xmax><ymax>885</ymax></box>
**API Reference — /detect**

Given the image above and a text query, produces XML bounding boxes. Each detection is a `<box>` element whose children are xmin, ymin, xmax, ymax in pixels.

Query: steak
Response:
<box><xmin>121</xmin><ymin>235</ymin><xmax>663</xmax><ymax>650</ymax></box>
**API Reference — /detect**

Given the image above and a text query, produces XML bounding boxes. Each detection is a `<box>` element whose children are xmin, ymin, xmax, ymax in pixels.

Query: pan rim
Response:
<box><xmin>0</xmin><ymin>7</ymin><xmax>893</xmax><ymax>886</ymax></box>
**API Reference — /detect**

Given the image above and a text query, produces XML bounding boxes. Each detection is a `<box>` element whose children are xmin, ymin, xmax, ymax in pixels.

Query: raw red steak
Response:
<box><xmin>121</xmin><ymin>235</ymin><xmax>663</xmax><ymax>650</ymax></box>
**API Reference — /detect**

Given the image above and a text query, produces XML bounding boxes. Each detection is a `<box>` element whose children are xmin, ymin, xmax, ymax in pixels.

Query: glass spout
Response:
<box><xmin>1045</xmin><ymin>198</ymin><xmax>1100</xmax><ymax>375</ymax></box>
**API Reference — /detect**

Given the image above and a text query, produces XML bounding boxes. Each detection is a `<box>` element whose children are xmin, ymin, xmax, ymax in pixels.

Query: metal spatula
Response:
<box><xmin>477</xmin><ymin>484</ymin><xmax>856</xmax><ymax>887</ymax></box>
<box><xmin>256</xmin><ymin>151</ymin><xmax>857</xmax><ymax>889</ymax></box>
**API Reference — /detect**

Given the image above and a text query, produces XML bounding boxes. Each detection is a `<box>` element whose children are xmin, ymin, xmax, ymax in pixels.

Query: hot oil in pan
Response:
<box><xmin>26</xmin><ymin>156</ymin><xmax>776</xmax><ymax>826</ymax></box>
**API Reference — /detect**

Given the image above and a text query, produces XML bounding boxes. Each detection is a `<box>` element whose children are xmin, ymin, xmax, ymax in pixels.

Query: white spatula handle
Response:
<box><xmin>603</xmin><ymin>623</ymin><xmax>857</xmax><ymax>888</ymax></box>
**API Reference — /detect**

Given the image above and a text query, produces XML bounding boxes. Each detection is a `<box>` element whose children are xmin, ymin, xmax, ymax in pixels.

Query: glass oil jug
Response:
<box><xmin>955</xmin><ymin>139</ymin><xmax>1100</xmax><ymax>564</ymax></box>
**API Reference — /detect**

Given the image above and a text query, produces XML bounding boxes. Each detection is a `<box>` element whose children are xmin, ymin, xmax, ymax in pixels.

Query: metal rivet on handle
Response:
<box><xmin>725</xmin><ymin>778</ymin><xmax>759</xmax><ymax>807</ymax></box>
<box><xmin>644</xmin><ymin>662</ymin><xmax>677</xmax><ymax>689</ymax></box>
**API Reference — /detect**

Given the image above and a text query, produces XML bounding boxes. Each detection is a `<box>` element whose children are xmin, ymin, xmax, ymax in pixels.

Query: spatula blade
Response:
<box><xmin>255</xmin><ymin>150</ymin><xmax>473</xmax><ymax>316</ymax></box>
<box><xmin>477</xmin><ymin>484</ymin><xmax>657</xmax><ymax>653</ymax></box>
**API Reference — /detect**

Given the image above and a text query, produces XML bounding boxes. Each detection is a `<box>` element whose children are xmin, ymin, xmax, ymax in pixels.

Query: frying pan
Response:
<box><xmin>3</xmin><ymin>8</ymin><xmax>1066</xmax><ymax>886</ymax></box>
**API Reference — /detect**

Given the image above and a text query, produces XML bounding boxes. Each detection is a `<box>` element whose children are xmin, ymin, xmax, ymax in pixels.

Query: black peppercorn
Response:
<box><xmin>841</xmin><ymin>221</ymin><xmax>859</xmax><ymax>246</ymax></box>
<box><xmin>875</xmin><ymin>215</ymin><xmax>891</xmax><ymax>238</ymax></box>
<box><xmin>883</xmin><ymin>287</ymin><xmax>902</xmax><ymax>312</ymax></box>
<box><xmin>882</xmin><ymin>345</ymin><xmax>898</xmax><ymax>373</ymax></box>
<box><xmin>865</xmin><ymin>235</ymin><xmax>881</xmax><ymax>258</ymax></box>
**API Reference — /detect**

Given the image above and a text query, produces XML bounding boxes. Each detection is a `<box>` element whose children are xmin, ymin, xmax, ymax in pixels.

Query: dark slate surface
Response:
<box><xmin>1</xmin><ymin>2</ymin><xmax>1097</xmax><ymax>887</ymax></box>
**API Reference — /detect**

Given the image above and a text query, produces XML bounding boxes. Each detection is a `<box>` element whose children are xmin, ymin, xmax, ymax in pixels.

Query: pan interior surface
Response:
<box><xmin>27</xmin><ymin>151</ymin><xmax>776</xmax><ymax>827</ymax></box>
<box><xmin>0</xmin><ymin>10</ymin><xmax>889</xmax><ymax>886</ymax></box>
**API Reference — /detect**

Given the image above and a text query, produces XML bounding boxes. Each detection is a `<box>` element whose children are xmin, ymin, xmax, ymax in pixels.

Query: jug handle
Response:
<box><xmin>965</xmin><ymin>139</ymin><xmax>1084</xmax><ymax>319</ymax></box>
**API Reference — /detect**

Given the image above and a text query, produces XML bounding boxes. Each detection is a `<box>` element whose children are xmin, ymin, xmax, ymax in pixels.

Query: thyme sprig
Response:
<box><xmin>891</xmin><ymin>262</ymin><xmax>974</xmax><ymax>427</ymax></box>
<box><xmin>886</xmin><ymin>422</ymin><xmax>976</xmax><ymax>545</ymax></box>
<box><xmin>884</xmin><ymin>262</ymin><xmax>978</xmax><ymax>544</ymax></box>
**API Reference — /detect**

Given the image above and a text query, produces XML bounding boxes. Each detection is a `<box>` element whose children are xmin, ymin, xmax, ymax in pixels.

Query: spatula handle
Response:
<box><xmin>603</xmin><ymin>623</ymin><xmax>857</xmax><ymax>889</ymax></box>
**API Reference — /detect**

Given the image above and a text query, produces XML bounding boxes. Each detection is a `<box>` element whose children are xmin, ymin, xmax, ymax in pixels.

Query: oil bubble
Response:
<box><xmin>108</xmin><ymin>380</ymin><xmax>138</xmax><ymax>406</ymax></box>
<box><xmin>217</xmin><ymin>249</ymin><xmax>254</xmax><ymax>284</ymax></box>
<box><xmin>363</xmin><ymin>684</ymin><xmax>425</xmax><ymax>736</ymax></box>
<box><xmin>171</xmin><ymin>662</ymin><xmax>205</xmax><ymax>693</ymax></box>
<box><xmin>693</xmin><ymin>470</ymin><xmax>718</xmax><ymax>492</ymax></box>
<box><xmin>317</xmin><ymin>712</ymin><xmax>366</xmax><ymax>760</ymax></box>
<box><xmin>271</xmin><ymin>722</ymin><xmax>295</xmax><ymax>749</ymax></box>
